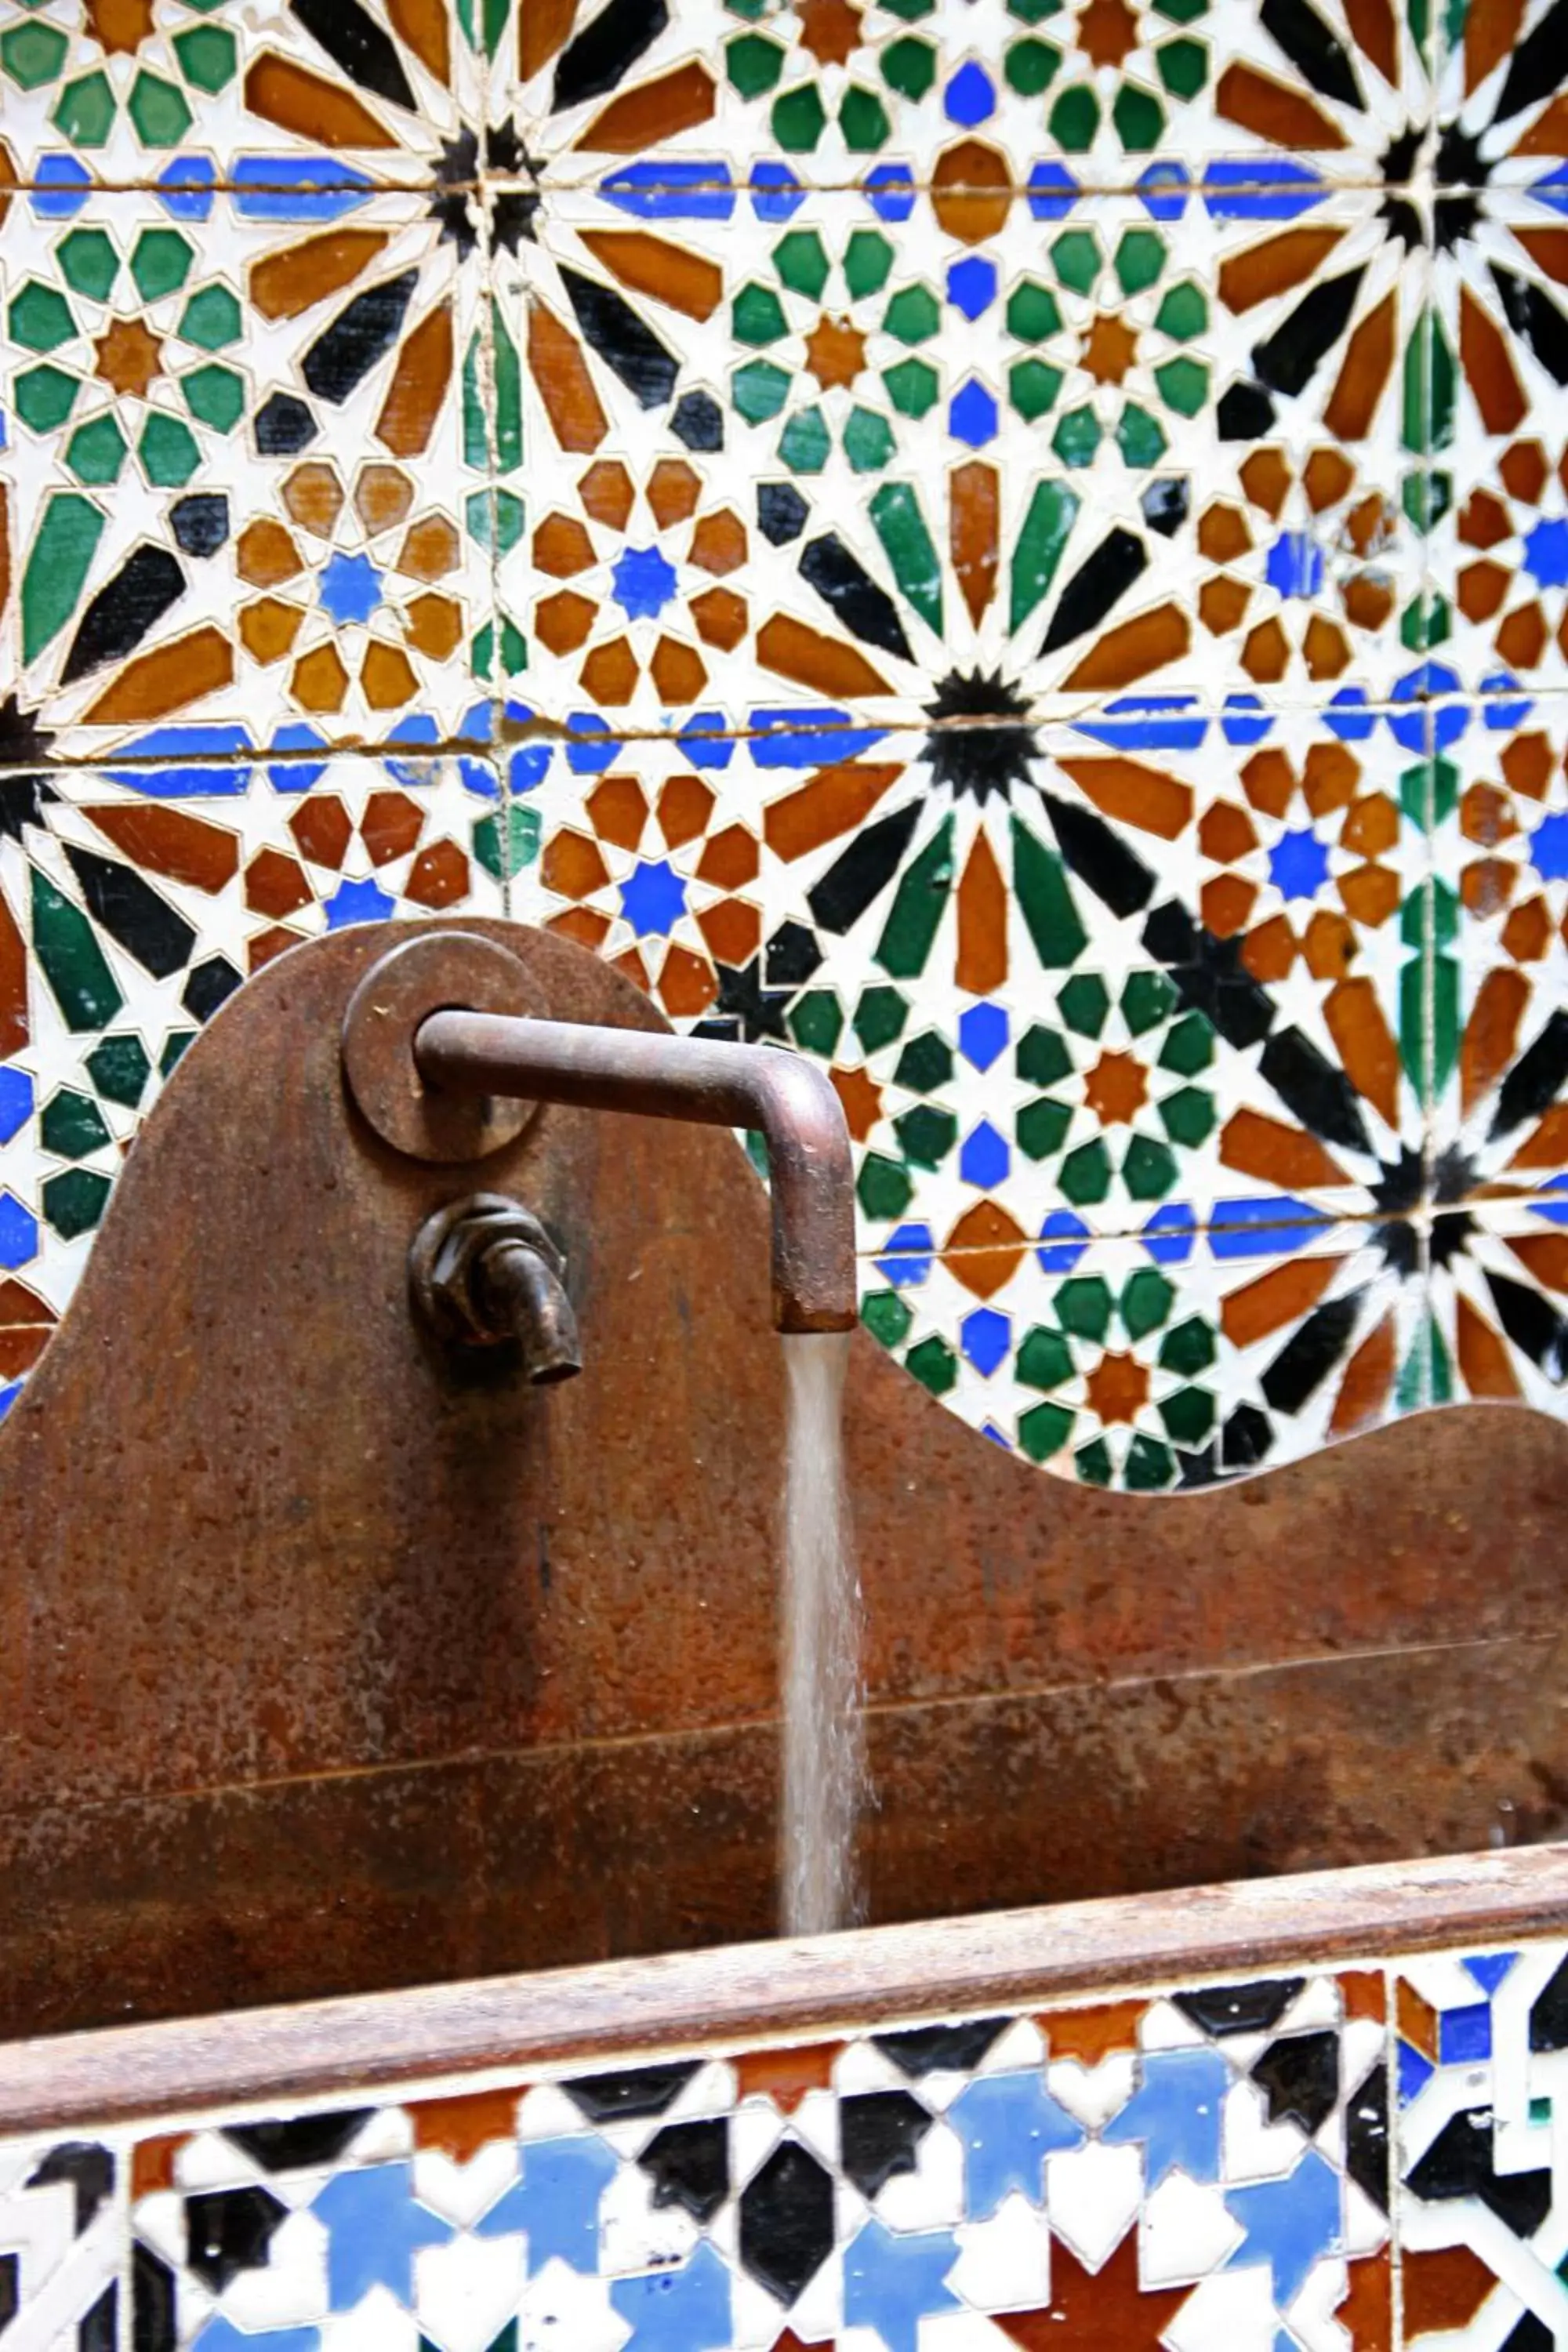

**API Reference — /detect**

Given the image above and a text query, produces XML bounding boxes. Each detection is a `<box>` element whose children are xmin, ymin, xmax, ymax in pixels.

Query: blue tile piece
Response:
<box><xmin>961</xmin><ymin>1307</ymin><xmax>1011</xmax><ymax>1377</ymax></box>
<box><xmin>959</xmin><ymin>1002</ymin><xmax>1007</xmax><ymax>1070</ymax></box>
<box><xmin>194</xmin><ymin>2326</ymin><xmax>318</xmax><ymax>2352</ymax></box>
<box><xmin>1104</xmin><ymin>2047</ymin><xmax>1228</xmax><ymax>2187</ymax></box>
<box><xmin>619</xmin><ymin>860</ymin><xmax>688</xmax><ymax>938</ymax></box>
<box><xmin>950</xmin><ymin>2070</ymin><xmax>1083</xmax><ymax>2219</ymax></box>
<box><xmin>1225</xmin><ymin>2148</ymin><xmax>1343</xmax><ymax>2310</ymax></box>
<box><xmin>611</xmin><ymin>2241</ymin><xmax>732</xmax><ymax>2351</ymax></box>
<box><xmin>323</xmin><ymin>878</ymin><xmax>397</xmax><ymax>929</ymax></box>
<box><xmin>1397</xmin><ymin>2041</ymin><xmax>1434</xmax><ymax>2106</ymax></box>
<box><xmin>477</xmin><ymin>2136</ymin><xmax>619</xmax><ymax>2274</ymax></box>
<box><xmin>1438</xmin><ymin>2003</ymin><xmax>1493</xmax><ymax>2064</ymax></box>
<box><xmin>0</xmin><ymin>1068</ymin><xmax>34</xmax><ymax>1146</ymax></box>
<box><xmin>311</xmin><ymin>2164</ymin><xmax>452</xmax><ymax>2308</ymax></box>
<box><xmin>842</xmin><ymin>2218</ymin><xmax>960</xmax><ymax>2352</ymax></box>
<box><xmin>0</xmin><ymin>1195</ymin><xmax>39</xmax><ymax>1269</ymax></box>
<box><xmin>1463</xmin><ymin>1954</ymin><xmax>1519</xmax><ymax>1995</ymax></box>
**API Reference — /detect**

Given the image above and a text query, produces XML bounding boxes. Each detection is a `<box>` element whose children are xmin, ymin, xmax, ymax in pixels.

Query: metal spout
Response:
<box><xmin>415</xmin><ymin>1011</ymin><xmax>857</xmax><ymax>1334</ymax></box>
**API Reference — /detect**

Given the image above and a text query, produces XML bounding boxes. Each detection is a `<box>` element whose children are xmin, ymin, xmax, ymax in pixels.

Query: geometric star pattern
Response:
<box><xmin>5</xmin><ymin>0</ymin><xmax>1568</xmax><ymax>1484</ymax></box>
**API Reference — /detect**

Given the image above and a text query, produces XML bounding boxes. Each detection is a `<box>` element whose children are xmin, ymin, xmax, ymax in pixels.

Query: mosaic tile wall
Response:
<box><xmin>9</xmin><ymin>0</ymin><xmax>1568</xmax><ymax>1486</ymax></box>
<box><xmin>17</xmin><ymin>1935</ymin><xmax>1568</xmax><ymax>2349</ymax></box>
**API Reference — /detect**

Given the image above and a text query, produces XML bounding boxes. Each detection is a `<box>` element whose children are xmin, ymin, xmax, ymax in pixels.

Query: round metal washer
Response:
<box><xmin>341</xmin><ymin>931</ymin><xmax>539</xmax><ymax>1163</ymax></box>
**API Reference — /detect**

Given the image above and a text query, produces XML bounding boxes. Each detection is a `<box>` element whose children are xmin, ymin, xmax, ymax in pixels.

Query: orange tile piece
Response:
<box><xmin>579</xmin><ymin>461</ymin><xmax>634</xmax><ymax>529</ymax></box>
<box><xmin>650</xmin><ymin>636</ymin><xmax>707</xmax><ymax>702</ymax></box>
<box><xmin>1037</xmin><ymin>1996</ymin><xmax>1144</xmax><ymax>2064</ymax></box>
<box><xmin>246</xmin><ymin>847</ymin><xmax>314</xmax><ymax>919</ymax></box>
<box><xmin>691</xmin><ymin>586</ymin><xmax>747</xmax><ymax>650</ymax></box>
<box><xmin>578</xmin><ymin>60</ymin><xmax>716</xmax><ymax>151</ymax></box>
<box><xmin>586</xmin><ymin>775</ymin><xmax>649</xmax><ymax>852</ymax></box>
<box><xmin>1403</xmin><ymin>2244</ymin><xmax>1498</xmax><ymax>2338</ymax></box>
<box><xmin>361</xmin><ymin>789</ymin><xmax>423</xmax><ymax>866</ymax></box>
<box><xmin>290</xmin><ymin>797</ymin><xmax>353</xmax><ymax>869</ymax></box>
<box><xmin>657</xmin><ymin>774</ymin><xmax>715</xmax><ymax>848</ymax></box>
<box><xmin>581</xmin><ymin>637</ymin><xmax>639</xmax><ymax>704</ymax></box>
<box><xmin>830</xmin><ymin>1065</ymin><xmax>882</xmax><ymax>1141</ymax></box>
<box><xmin>691</xmin><ymin>510</ymin><xmax>746</xmax><ymax>575</ymax></box>
<box><xmin>282</xmin><ymin>461</ymin><xmax>343</xmax><ymax>537</ymax></box>
<box><xmin>931</xmin><ymin>139</ymin><xmax>1012</xmax><ymax>243</ymax></box>
<box><xmin>996</xmin><ymin>2230</ymin><xmax>1189</xmax><ymax>2349</ymax></box>
<box><xmin>404</xmin><ymin>593</ymin><xmax>462</xmax><ymax>661</ymax></box>
<box><xmin>361</xmin><ymin>642</ymin><xmax>418</xmax><ymax>710</ymax></box>
<box><xmin>956</xmin><ymin>827</ymin><xmax>1007</xmax><ymax>996</ymax></box>
<box><xmin>1327</xmin><ymin>1309</ymin><xmax>1396</xmax><ymax>1436</ymax></box>
<box><xmin>1457</xmin><ymin>1294</ymin><xmax>1523</xmax><ymax>1398</ymax></box>
<box><xmin>535</xmin><ymin>590</ymin><xmax>597</xmax><ymax>655</ymax></box>
<box><xmin>405</xmin><ymin>840</ymin><xmax>470</xmax><ymax>908</ymax></box>
<box><xmin>250</xmin><ymin>229</ymin><xmax>390</xmax><ymax>322</ymax></box>
<box><xmin>733</xmin><ymin>2044</ymin><xmax>843</xmax><ymax>2110</ymax></box>
<box><xmin>1222</xmin><ymin>1254</ymin><xmax>1340</xmax><ymax>1347</ymax></box>
<box><xmin>82</xmin><ymin>626</ymin><xmax>233</xmax><ymax>724</ymax></box>
<box><xmin>647</xmin><ymin>459</ymin><xmax>701</xmax><ymax>527</ymax></box>
<box><xmin>87</xmin><ymin>804</ymin><xmax>240</xmax><ymax>893</ymax></box>
<box><xmin>1221</xmin><ymin>1107</ymin><xmax>1348</xmax><ymax>1191</ymax></box>
<box><xmin>375</xmin><ymin>300</ymin><xmax>453</xmax><ymax>459</ymax></box>
<box><xmin>698</xmin><ymin>824</ymin><xmax>759</xmax><ymax>889</ymax></box>
<box><xmin>578</xmin><ymin>230</ymin><xmax>722</xmax><ymax>323</ymax></box>
<box><xmin>398</xmin><ymin>515</ymin><xmax>460</xmax><ymax>582</ymax></box>
<box><xmin>946</xmin><ymin>1201</ymin><xmax>1027</xmax><ymax>1298</ymax></box>
<box><xmin>237</xmin><ymin>520</ymin><xmax>303</xmax><ymax>588</ymax></box>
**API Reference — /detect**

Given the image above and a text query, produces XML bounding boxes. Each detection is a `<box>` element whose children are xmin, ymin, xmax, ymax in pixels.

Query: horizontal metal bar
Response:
<box><xmin>3</xmin><ymin>1842</ymin><xmax>1567</xmax><ymax>2133</ymax></box>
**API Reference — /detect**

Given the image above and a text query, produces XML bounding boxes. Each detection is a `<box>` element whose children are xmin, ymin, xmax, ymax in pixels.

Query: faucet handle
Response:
<box><xmin>410</xmin><ymin>1193</ymin><xmax>581</xmax><ymax>1385</ymax></box>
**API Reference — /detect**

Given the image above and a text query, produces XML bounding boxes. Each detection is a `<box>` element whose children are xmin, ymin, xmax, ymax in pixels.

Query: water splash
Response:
<box><xmin>780</xmin><ymin>1330</ymin><xmax>866</xmax><ymax>1937</ymax></box>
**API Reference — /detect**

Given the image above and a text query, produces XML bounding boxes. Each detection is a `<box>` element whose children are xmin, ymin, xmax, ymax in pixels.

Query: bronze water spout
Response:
<box><xmin>342</xmin><ymin>930</ymin><xmax>856</xmax><ymax>1338</ymax></box>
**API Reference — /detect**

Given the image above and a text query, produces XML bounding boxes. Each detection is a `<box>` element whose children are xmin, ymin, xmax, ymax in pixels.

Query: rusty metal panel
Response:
<box><xmin>1</xmin><ymin>921</ymin><xmax>1566</xmax><ymax>2034</ymax></box>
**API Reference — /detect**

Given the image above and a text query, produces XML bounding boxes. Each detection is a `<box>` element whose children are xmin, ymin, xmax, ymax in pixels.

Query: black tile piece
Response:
<box><xmin>552</xmin><ymin>0</ymin><xmax>669</xmax><ymax>110</ymax></box>
<box><xmin>873</xmin><ymin>2018</ymin><xmax>1009</xmax><ymax>2077</ymax></box>
<box><xmin>1040</xmin><ymin>527</ymin><xmax>1146</xmax><ymax>655</ymax></box>
<box><xmin>0</xmin><ymin>2252</ymin><xmax>16</xmax><ymax>2334</ymax></box>
<box><xmin>303</xmin><ymin>272</ymin><xmax>418</xmax><ymax>404</ymax></box>
<box><xmin>637</xmin><ymin>2118</ymin><xmax>729</xmax><ymax>2223</ymax></box>
<box><xmin>565</xmin><ymin>2059</ymin><xmax>701</xmax><ymax>2122</ymax></box>
<box><xmin>290</xmin><ymin>0</ymin><xmax>417</xmax><ymax>108</ymax></box>
<box><xmin>1485</xmin><ymin>1272</ymin><xmax>1568</xmax><ymax>1382</ymax></box>
<box><xmin>1141</xmin><ymin>903</ymin><xmax>1276</xmax><ymax>1050</ymax></box>
<box><xmin>1218</xmin><ymin>379</ymin><xmax>1277</xmax><ymax>441</ymax></box>
<box><xmin>1250</xmin><ymin>269</ymin><xmax>1366</xmax><ymax>400</ymax></box>
<box><xmin>1141</xmin><ymin>477</ymin><xmax>1189</xmax><ymax>536</ymax></box>
<box><xmin>61</xmin><ymin>547</ymin><xmax>186</xmax><ymax>684</ymax></box>
<box><xmin>1259</xmin><ymin>1026</ymin><xmax>1372</xmax><ymax>1155</ymax></box>
<box><xmin>1258</xmin><ymin>0</ymin><xmax>1362</xmax><ymax>105</ymax></box>
<box><xmin>78</xmin><ymin>2285</ymin><xmax>116</xmax><ymax>2352</ymax></box>
<box><xmin>1040</xmin><ymin>791</ymin><xmax>1155</xmax><ymax>919</ymax></box>
<box><xmin>840</xmin><ymin>2091</ymin><xmax>933</xmax><ymax>2198</ymax></box>
<box><xmin>0</xmin><ymin>695</ymin><xmax>55</xmax><ymax>768</ymax></box>
<box><xmin>223</xmin><ymin>2112</ymin><xmax>372</xmax><ymax>2171</ymax></box>
<box><xmin>710</xmin><ymin>954</ymin><xmax>793</xmax><ymax>1041</ymax></box>
<box><xmin>1496</xmin><ymin>0</ymin><xmax>1568</xmax><ymax>122</ymax></box>
<box><xmin>808</xmin><ymin>804</ymin><xmax>920</xmax><ymax>935</ymax></box>
<box><xmin>1345</xmin><ymin>2056</ymin><xmax>1390</xmax><ymax>2214</ymax></box>
<box><xmin>62</xmin><ymin>848</ymin><xmax>195</xmax><ymax>980</ymax></box>
<box><xmin>1173</xmin><ymin>1978</ymin><xmax>1305</xmax><ymax>2035</ymax></box>
<box><xmin>560</xmin><ymin>267</ymin><xmax>677</xmax><ymax>408</ymax></box>
<box><xmin>1531</xmin><ymin>1955</ymin><xmax>1568</xmax><ymax>2050</ymax></box>
<box><xmin>1489</xmin><ymin>1010</ymin><xmax>1568</xmax><ymax>1138</ymax></box>
<box><xmin>671</xmin><ymin>390</ymin><xmax>722</xmax><ymax>451</ymax></box>
<box><xmin>1503</xmin><ymin>2317</ymin><xmax>1554</xmax><ymax>2352</ymax></box>
<box><xmin>132</xmin><ymin>2246</ymin><xmax>174</xmax><ymax>2352</ymax></box>
<box><xmin>1406</xmin><ymin>2109</ymin><xmax>1553</xmax><ymax>2238</ymax></box>
<box><xmin>738</xmin><ymin>2140</ymin><xmax>834</xmax><ymax>2304</ymax></box>
<box><xmin>1260</xmin><ymin>1292</ymin><xmax>1364</xmax><ymax>1413</ymax></box>
<box><xmin>1490</xmin><ymin>266</ymin><xmax>1568</xmax><ymax>387</ymax></box>
<box><xmin>0</xmin><ymin>775</ymin><xmax>56</xmax><ymax>844</ymax></box>
<box><xmin>765</xmin><ymin>920</ymin><xmax>821</xmax><ymax>985</ymax></box>
<box><xmin>27</xmin><ymin>2144</ymin><xmax>114</xmax><ymax>2234</ymax></box>
<box><xmin>254</xmin><ymin>393</ymin><xmax>318</xmax><ymax>455</ymax></box>
<box><xmin>182</xmin><ymin>954</ymin><xmax>242</xmax><ymax>1022</ymax></box>
<box><xmin>170</xmin><ymin>496</ymin><xmax>230</xmax><ymax>558</ymax></box>
<box><xmin>1221</xmin><ymin>1402</ymin><xmax>1273</xmax><ymax>1469</ymax></box>
<box><xmin>186</xmin><ymin>2187</ymin><xmax>289</xmax><ymax>2291</ymax></box>
<box><xmin>924</xmin><ymin>670</ymin><xmax>1037</xmax><ymax>803</ymax></box>
<box><xmin>799</xmin><ymin>534</ymin><xmax>913</xmax><ymax>662</ymax></box>
<box><xmin>1250</xmin><ymin>2031</ymin><xmax>1339</xmax><ymax>2136</ymax></box>
<box><xmin>758</xmin><ymin>484</ymin><xmax>808</xmax><ymax>545</ymax></box>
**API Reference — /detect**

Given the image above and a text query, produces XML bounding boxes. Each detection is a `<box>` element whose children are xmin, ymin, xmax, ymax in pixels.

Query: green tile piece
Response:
<box><xmin>31</xmin><ymin>869</ymin><xmax>123</xmax><ymax>1033</ymax></box>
